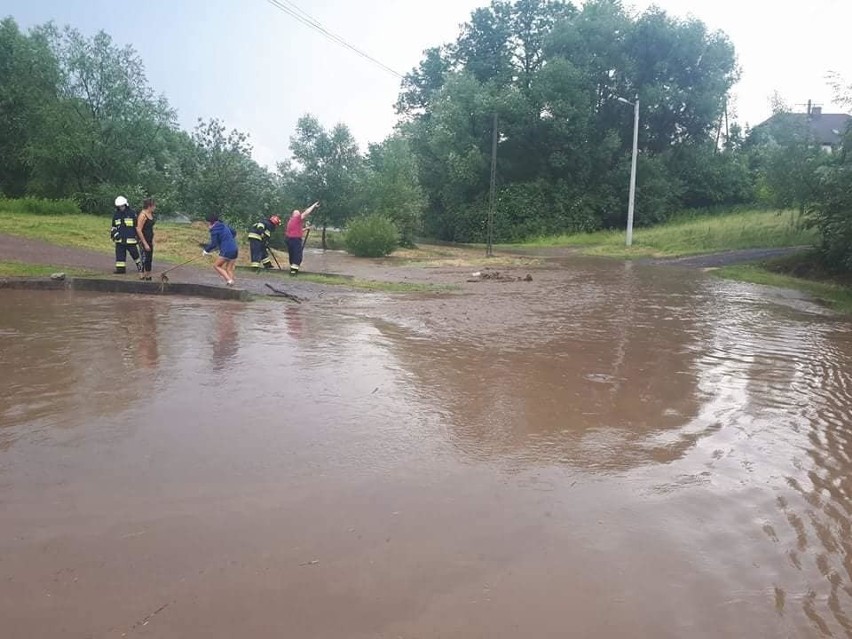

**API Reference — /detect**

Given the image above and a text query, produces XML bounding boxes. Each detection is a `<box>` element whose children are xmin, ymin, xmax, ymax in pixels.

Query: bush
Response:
<box><xmin>344</xmin><ymin>214</ymin><xmax>399</xmax><ymax>257</ymax></box>
<box><xmin>0</xmin><ymin>196</ymin><xmax>80</xmax><ymax>215</ymax></box>
<box><xmin>809</xmin><ymin>164</ymin><xmax>852</xmax><ymax>272</ymax></box>
<box><xmin>323</xmin><ymin>230</ymin><xmax>346</xmax><ymax>251</ymax></box>
<box><xmin>74</xmin><ymin>184</ymin><xmax>148</xmax><ymax>215</ymax></box>
<box><xmin>668</xmin><ymin>145</ymin><xmax>755</xmax><ymax>209</ymax></box>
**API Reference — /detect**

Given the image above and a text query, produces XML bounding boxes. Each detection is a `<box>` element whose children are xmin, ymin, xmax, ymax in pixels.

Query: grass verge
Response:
<box><xmin>0</xmin><ymin>211</ymin><xmax>212</xmax><ymax>264</ymax></box>
<box><xmin>714</xmin><ymin>263</ymin><xmax>852</xmax><ymax>314</ymax></box>
<box><xmin>0</xmin><ymin>210</ymin><xmax>535</xmax><ymax>274</ymax></box>
<box><xmin>0</xmin><ymin>261</ymin><xmax>96</xmax><ymax>277</ymax></box>
<box><xmin>522</xmin><ymin>209</ymin><xmax>816</xmax><ymax>259</ymax></box>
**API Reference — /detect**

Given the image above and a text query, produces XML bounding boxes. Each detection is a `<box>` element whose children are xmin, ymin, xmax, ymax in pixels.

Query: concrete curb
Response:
<box><xmin>0</xmin><ymin>277</ymin><xmax>250</xmax><ymax>301</ymax></box>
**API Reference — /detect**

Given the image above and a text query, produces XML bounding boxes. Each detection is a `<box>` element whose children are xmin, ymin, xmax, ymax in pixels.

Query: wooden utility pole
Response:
<box><xmin>486</xmin><ymin>112</ymin><xmax>498</xmax><ymax>257</ymax></box>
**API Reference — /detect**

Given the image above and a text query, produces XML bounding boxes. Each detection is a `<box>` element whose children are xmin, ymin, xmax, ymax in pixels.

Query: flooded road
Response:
<box><xmin>2</xmin><ymin>261</ymin><xmax>852</xmax><ymax>638</ymax></box>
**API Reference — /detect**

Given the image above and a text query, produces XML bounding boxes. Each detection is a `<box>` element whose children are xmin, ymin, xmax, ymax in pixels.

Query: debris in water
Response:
<box><xmin>50</xmin><ymin>272</ymin><xmax>66</xmax><ymax>281</ymax></box>
<box><xmin>128</xmin><ymin>602</ymin><xmax>170</xmax><ymax>633</ymax></box>
<box><xmin>467</xmin><ymin>269</ymin><xmax>533</xmax><ymax>283</ymax></box>
<box><xmin>300</xmin><ymin>560</ymin><xmax>320</xmax><ymax>567</ymax></box>
<box><xmin>265</xmin><ymin>282</ymin><xmax>302</xmax><ymax>303</ymax></box>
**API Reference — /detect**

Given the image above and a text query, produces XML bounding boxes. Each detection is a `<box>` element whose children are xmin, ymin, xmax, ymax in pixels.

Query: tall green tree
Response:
<box><xmin>398</xmin><ymin>0</ymin><xmax>742</xmax><ymax>242</ymax></box>
<box><xmin>185</xmin><ymin>118</ymin><xmax>274</xmax><ymax>223</ymax></box>
<box><xmin>26</xmin><ymin>25</ymin><xmax>176</xmax><ymax>208</ymax></box>
<box><xmin>0</xmin><ymin>18</ymin><xmax>60</xmax><ymax>196</ymax></box>
<box><xmin>807</xmin><ymin>78</ymin><xmax>852</xmax><ymax>271</ymax></box>
<box><xmin>0</xmin><ymin>17</ymin><xmax>289</xmax><ymax>221</ymax></box>
<box><xmin>453</xmin><ymin>2</ymin><xmax>515</xmax><ymax>85</ymax></box>
<box><xmin>749</xmin><ymin>114</ymin><xmax>828</xmax><ymax>218</ymax></box>
<box><xmin>289</xmin><ymin>114</ymin><xmax>361</xmax><ymax>248</ymax></box>
<box><xmin>512</xmin><ymin>0</ymin><xmax>574</xmax><ymax>88</ymax></box>
<box><xmin>626</xmin><ymin>9</ymin><xmax>738</xmax><ymax>152</ymax></box>
<box><xmin>809</xmin><ymin>141</ymin><xmax>852</xmax><ymax>271</ymax></box>
<box><xmin>396</xmin><ymin>47</ymin><xmax>450</xmax><ymax>118</ymax></box>
<box><xmin>359</xmin><ymin>135</ymin><xmax>426</xmax><ymax>245</ymax></box>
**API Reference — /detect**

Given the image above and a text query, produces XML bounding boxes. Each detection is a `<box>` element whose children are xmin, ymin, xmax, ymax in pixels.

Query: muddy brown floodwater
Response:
<box><xmin>2</xmin><ymin>258</ymin><xmax>852</xmax><ymax>638</ymax></box>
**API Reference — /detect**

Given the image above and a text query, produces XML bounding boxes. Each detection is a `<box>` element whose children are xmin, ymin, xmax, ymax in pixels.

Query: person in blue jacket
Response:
<box><xmin>203</xmin><ymin>213</ymin><xmax>239</xmax><ymax>286</ymax></box>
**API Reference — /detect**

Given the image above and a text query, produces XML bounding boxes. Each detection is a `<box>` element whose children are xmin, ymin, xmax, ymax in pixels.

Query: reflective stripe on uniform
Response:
<box><xmin>248</xmin><ymin>233</ymin><xmax>263</xmax><ymax>241</ymax></box>
<box><xmin>116</xmin><ymin>261</ymin><xmax>126</xmax><ymax>267</ymax></box>
<box><xmin>250</xmin><ymin>261</ymin><xmax>261</xmax><ymax>268</ymax></box>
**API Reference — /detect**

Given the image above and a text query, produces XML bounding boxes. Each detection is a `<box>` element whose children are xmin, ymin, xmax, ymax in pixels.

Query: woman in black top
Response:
<box><xmin>136</xmin><ymin>197</ymin><xmax>157</xmax><ymax>280</ymax></box>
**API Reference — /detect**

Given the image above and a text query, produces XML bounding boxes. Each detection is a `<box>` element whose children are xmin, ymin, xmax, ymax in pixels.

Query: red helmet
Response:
<box><xmin>269</xmin><ymin>215</ymin><xmax>281</xmax><ymax>226</ymax></box>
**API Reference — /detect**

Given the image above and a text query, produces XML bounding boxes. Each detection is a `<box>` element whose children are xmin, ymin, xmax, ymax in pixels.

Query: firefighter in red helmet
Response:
<box><xmin>248</xmin><ymin>214</ymin><xmax>281</xmax><ymax>271</ymax></box>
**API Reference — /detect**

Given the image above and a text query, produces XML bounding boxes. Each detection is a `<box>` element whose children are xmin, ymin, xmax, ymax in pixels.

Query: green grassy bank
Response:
<box><xmin>0</xmin><ymin>261</ymin><xmax>96</xmax><ymax>277</ymax></box>
<box><xmin>715</xmin><ymin>254</ymin><xmax>852</xmax><ymax>314</ymax></box>
<box><xmin>0</xmin><ymin>211</ymin><xmax>210</xmax><ymax>264</ymax></box>
<box><xmin>715</xmin><ymin>265</ymin><xmax>852</xmax><ymax>313</ymax></box>
<box><xmin>523</xmin><ymin>209</ymin><xmax>815</xmax><ymax>259</ymax></box>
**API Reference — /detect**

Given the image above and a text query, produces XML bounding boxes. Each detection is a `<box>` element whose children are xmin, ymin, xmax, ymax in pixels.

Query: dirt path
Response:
<box><xmin>0</xmin><ymin>233</ymin><xmax>536</xmax><ymax>291</ymax></box>
<box><xmin>4</xmin><ymin>232</ymin><xmax>805</xmax><ymax>278</ymax></box>
<box><xmin>0</xmin><ymin>234</ymin><xmax>117</xmax><ymax>271</ymax></box>
<box><xmin>0</xmin><ymin>234</ymin><xmax>345</xmax><ymax>301</ymax></box>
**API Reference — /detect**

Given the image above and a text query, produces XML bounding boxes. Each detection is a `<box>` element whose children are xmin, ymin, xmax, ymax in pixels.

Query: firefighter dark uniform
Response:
<box><xmin>248</xmin><ymin>215</ymin><xmax>280</xmax><ymax>270</ymax></box>
<box><xmin>111</xmin><ymin>204</ymin><xmax>142</xmax><ymax>274</ymax></box>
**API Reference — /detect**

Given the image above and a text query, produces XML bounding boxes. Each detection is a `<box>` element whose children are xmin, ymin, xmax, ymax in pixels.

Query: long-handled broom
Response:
<box><xmin>159</xmin><ymin>254</ymin><xmax>204</xmax><ymax>285</ymax></box>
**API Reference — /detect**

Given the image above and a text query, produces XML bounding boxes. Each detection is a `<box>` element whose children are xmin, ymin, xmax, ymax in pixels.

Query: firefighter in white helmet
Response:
<box><xmin>110</xmin><ymin>196</ymin><xmax>142</xmax><ymax>274</ymax></box>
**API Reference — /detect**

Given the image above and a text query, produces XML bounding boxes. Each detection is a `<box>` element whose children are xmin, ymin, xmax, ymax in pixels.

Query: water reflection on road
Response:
<box><xmin>1</xmin><ymin>261</ymin><xmax>851</xmax><ymax>637</ymax></box>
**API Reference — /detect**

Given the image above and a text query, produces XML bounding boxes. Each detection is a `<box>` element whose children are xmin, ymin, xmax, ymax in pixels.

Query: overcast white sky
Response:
<box><xmin>6</xmin><ymin>0</ymin><xmax>852</xmax><ymax>167</ymax></box>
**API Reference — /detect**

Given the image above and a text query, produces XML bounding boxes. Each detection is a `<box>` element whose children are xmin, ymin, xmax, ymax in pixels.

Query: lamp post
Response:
<box><xmin>617</xmin><ymin>95</ymin><xmax>639</xmax><ymax>247</ymax></box>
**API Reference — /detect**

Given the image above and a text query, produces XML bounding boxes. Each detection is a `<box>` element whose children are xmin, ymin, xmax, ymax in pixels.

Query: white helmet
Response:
<box><xmin>114</xmin><ymin>196</ymin><xmax>128</xmax><ymax>207</ymax></box>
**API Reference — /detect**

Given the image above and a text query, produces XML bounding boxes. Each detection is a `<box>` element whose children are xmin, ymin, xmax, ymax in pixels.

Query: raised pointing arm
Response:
<box><xmin>302</xmin><ymin>201</ymin><xmax>320</xmax><ymax>218</ymax></box>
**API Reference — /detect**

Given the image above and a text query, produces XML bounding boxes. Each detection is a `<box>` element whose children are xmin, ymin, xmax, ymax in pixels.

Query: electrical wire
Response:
<box><xmin>264</xmin><ymin>0</ymin><xmax>404</xmax><ymax>79</ymax></box>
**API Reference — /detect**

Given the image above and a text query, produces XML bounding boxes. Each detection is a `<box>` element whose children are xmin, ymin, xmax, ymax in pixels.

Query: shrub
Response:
<box><xmin>344</xmin><ymin>214</ymin><xmax>399</xmax><ymax>257</ymax></box>
<box><xmin>809</xmin><ymin>164</ymin><xmax>852</xmax><ymax>271</ymax></box>
<box><xmin>323</xmin><ymin>230</ymin><xmax>346</xmax><ymax>251</ymax></box>
<box><xmin>0</xmin><ymin>196</ymin><xmax>80</xmax><ymax>215</ymax></box>
<box><xmin>74</xmin><ymin>184</ymin><xmax>148</xmax><ymax>215</ymax></box>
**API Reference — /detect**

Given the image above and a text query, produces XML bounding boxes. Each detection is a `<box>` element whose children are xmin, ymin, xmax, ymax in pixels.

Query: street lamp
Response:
<box><xmin>617</xmin><ymin>95</ymin><xmax>639</xmax><ymax>247</ymax></box>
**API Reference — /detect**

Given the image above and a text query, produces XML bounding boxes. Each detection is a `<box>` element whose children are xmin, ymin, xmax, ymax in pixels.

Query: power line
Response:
<box><xmin>264</xmin><ymin>0</ymin><xmax>404</xmax><ymax>79</ymax></box>
<box><xmin>267</xmin><ymin>0</ymin><xmax>403</xmax><ymax>78</ymax></box>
